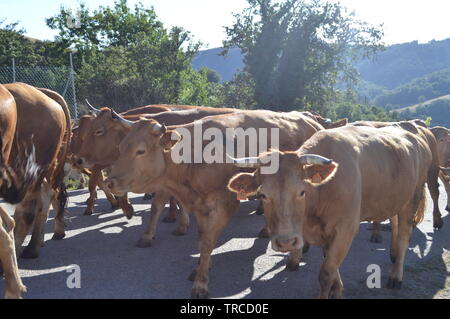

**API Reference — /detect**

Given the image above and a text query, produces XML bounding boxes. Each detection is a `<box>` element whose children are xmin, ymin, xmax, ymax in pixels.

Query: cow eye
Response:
<box><xmin>299</xmin><ymin>191</ymin><xmax>306</xmax><ymax>197</ymax></box>
<box><xmin>136</xmin><ymin>150</ymin><xmax>146</xmax><ymax>156</ymax></box>
<box><xmin>95</xmin><ymin>129</ymin><xmax>104</xmax><ymax>136</ymax></box>
<box><xmin>259</xmin><ymin>193</ymin><xmax>267</xmax><ymax>200</ymax></box>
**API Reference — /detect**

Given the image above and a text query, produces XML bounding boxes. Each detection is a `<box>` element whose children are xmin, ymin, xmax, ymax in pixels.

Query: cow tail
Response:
<box><xmin>413</xmin><ymin>186</ymin><xmax>426</xmax><ymax>226</ymax></box>
<box><xmin>38</xmin><ymin>88</ymin><xmax>72</xmax><ymax>218</ymax></box>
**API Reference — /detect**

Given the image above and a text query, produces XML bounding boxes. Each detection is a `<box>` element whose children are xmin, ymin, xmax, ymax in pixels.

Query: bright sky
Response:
<box><xmin>0</xmin><ymin>0</ymin><xmax>449</xmax><ymax>48</ymax></box>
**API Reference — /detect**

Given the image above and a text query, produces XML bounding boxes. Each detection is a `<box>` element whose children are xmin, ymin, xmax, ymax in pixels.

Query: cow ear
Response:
<box><xmin>228</xmin><ymin>173</ymin><xmax>259</xmax><ymax>200</ymax></box>
<box><xmin>303</xmin><ymin>162</ymin><xmax>338</xmax><ymax>185</ymax></box>
<box><xmin>159</xmin><ymin>130</ymin><xmax>181</xmax><ymax>151</ymax></box>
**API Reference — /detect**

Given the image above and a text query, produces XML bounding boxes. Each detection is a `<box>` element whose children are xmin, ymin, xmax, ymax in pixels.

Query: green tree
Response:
<box><xmin>223</xmin><ymin>0</ymin><xmax>384</xmax><ymax>112</ymax></box>
<box><xmin>46</xmin><ymin>0</ymin><xmax>206</xmax><ymax>109</ymax></box>
<box><xmin>0</xmin><ymin>20</ymin><xmax>42</xmax><ymax>65</ymax></box>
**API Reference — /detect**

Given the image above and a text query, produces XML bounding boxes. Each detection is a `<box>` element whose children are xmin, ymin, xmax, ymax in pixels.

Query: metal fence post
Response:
<box><xmin>69</xmin><ymin>52</ymin><xmax>78</xmax><ymax>118</ymax></box>
<box><xmin>12</xmin><ymin>58</ymin><xmax>16</xmax><ymax>82</ymax></box>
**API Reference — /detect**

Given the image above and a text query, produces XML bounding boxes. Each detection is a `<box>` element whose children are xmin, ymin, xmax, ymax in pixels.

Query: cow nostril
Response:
<box><xmin>76</xmin><ymin>158</ymin><xmax>83</xmax><ymax>165</ymax></box>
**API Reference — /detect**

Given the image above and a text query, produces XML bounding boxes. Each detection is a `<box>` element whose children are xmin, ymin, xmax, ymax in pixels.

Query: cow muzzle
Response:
<box><xmin>272</xmin><ymin>235</ymin><xmax>303</xmax><ymax>253</ymax></box>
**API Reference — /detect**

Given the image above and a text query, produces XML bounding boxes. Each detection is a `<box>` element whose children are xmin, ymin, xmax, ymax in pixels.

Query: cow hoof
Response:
<box><xmin>124</xmin><ymin>206</ymin><xmax>134</xmax><ymax>220</ymax></box>
<box><xmin>302</xmin><ymin>242</ymin><xmax>310</xmax><ymax>254</ymax></box>
<box><xmin>136</xmin><ymin>238</ymin><xmax>152</xmax><ymax>248</ymax></box>
<box><xmin>52</xmin><ymin>232</ymin><xmax>66</xmax><ymax>240</ymax></box>
<box><xmin>143</xmin><ymin>193</ymin><xmax>153</xmax><ymax>200</ymax></box>
<box><xmin>258</xmin><ymin>227</ymin><xmax>270</xmax><ymax>238</ymax></box>
<box><xmin>434</xmin><ymin>219</ymin><xmax>443</xmax><ymax>230</ymax></box>
<box><xmin>369</xmin><ymin>233</ymin><xmax>382</xmax><ymax>243</ymax></box>
<box><xmin>21</xmin><ymin>247</ymin><xmax>40</xmax><ymax>259</ymax></box>
<box><xmin>285</xmin><ymin>260</ymin><xmax>300</xmax><ymax>272</ymax></box>
<box><xmin>390</xmin><ymin>254</ymin><xmax>396</xmax><ymax>264</ymax></box>
<box><xmin>255</xmin><ymin>205</ymin><xmax>264</xmax><ymax>215</ymax></box>
<box><xmin>83</xmin><ymin>209</ymin><xmax>93</xmax><ymax>216</ymax></box>
<box><xmin>386</xmin><ymin>277</ymin><xmax>402</xmax><ymax>289</ymax></box>
<box><xmin>172</xmin><ymin>229</ymin><xmax>187</xmax><ymax>236</ymax></box>
<box><xmin>0</xmin><ymin>264</ymin><xmax>3</xmax><ymax>276</ymax></box>
<box><xmin>162</xmin><ymin>216</ymin><xmax>176</xmax><ymax>223</ymax></box>
<box><xmin>191</xmin><ymin>288</ymin><xmax>209</xmax><ymax>299</ymax></box>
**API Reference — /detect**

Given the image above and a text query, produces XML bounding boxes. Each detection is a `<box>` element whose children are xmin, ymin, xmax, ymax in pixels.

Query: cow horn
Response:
<box><xmin>298</xmin><ymin>154</ymin><xmax>333</xmax><ymax>165</ymax></box>
<box><xmin>85</xmin><ymin>99</ymin><xmax>101</xmax><ymax>115</ymax></box>
<box><xmin>151</xmin><ymin>122</ymin><xmax>166</xmax><ymax>134</ymax></box>
<box><xmin>110</xmin><ymin>109</ymin><xmax>134</xmax><ymax>128</ymax></box>
<box><xmin>226</xmin><ymin>154</ymin><xmax>260</xmax><ymax>168</ymax></box>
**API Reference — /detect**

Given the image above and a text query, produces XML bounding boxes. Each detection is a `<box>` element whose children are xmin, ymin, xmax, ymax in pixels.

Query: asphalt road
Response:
<box><xmin>1</xmin><ymin>182</ymin><xmax>449</xmax><ymax>299</ymax></box>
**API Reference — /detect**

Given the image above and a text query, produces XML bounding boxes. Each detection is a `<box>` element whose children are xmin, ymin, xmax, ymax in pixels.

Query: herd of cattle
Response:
<box><xmin>0</xmin><ymin>82</ymin><xmax>449</xmax><ymax>299</ymax></box>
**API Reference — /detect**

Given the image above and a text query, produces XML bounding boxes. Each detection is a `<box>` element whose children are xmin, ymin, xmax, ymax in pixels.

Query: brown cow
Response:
<box><xmin>119</xmin><ymin>104</ymin><xmax>209</xmax><ymax>116</ymax></box>
<box><xmin>430</xmin><ymin>126</ymin><xmax>450</xmax><ymax>210</ymax></box>
<box><xmin>74</xmin><ymin>106</ymin><xmax>238</xmax><ymax>224</ymax></box>
<box><xmin>4</xmin><ymin>83</ymin><xmax>71</xmax><ymax>259</ymax></box>
<box><xmin>228</xmin><ymin>124</ymin><xmax>433</xmax><ymax>298</ymax></box>
<box><xmin>352</xmin><ymin>120</ymin><xmax>443</xmax><ymax>237</ymax></box>
<box><xmin>70</xmin><ymin>116</ymin><xmax>121</xmax><ymax>215</ymax></box>
<box><xmin>0</xmin><ymin>83</ymin><xmax>26</xmax><ymax>299</ymax></box>
<box><xmin>104</xmin><ymin>110</ymin><xmax>326</xmax><ymax>298</ymax></box>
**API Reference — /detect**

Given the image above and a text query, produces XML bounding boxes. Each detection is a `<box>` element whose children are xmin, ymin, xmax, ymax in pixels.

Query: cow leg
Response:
<box><xmin>439</xmin><ymin>173</ymin><xmax>450</xmax><ymax>211</ymax></box>
<box><xmin>369</xmin><ymin>221</ymin><xmax>383</xmax><ymax>243</ymax></box>
<box><xmin>51</xmin><ymin>194</ymin><xmax>66</xmax><ymax>241</ymax></box>
<box><xmin>389</xmin><ymin>215</ymin><xmax>399</xmax><ymax>264</ymax></box>
<box><xmin>387</xmin><ymin>188</ymin><xmax>425</xmax><ymax>289</ymax></box>
<box><xmin>77</xmin><ymin>174</ymin><xmax>86</xmax><ymax>189</ymax></box>
<box><xmin>0</xmin><ymin>208</ymin><xmax>26</xmax><ymax>299</ymax></box>
<box><xmin>97</xmin><ymin>175</ymin><xmax>119</xmax><ymax>210</ymax></box>
<box><xmin>22</xmin><ymin>182</ymin><xmax>53</xmax><ymax>259</ymax></box>
<box><xmin>118</xmin><ymin>193</ymin><xmax>134</xmax><ymax>219</ymax></box>
<box><xmin>255</xmin><ymin>200</ymin><xmax>264</xmax><ymax>215</ymax></box>
<box><xmin>136</xmin><ymin>192</ymin><xmax>171</xmax><ymax>248</ymax></box>
<box><xmin>427</xmin><ymin>167</ymin><xmax>443</xmax><ymax>229</ymax></box>
<box><xmin>13</xmin><ymin>196</ymin><xmax>38</xmax><ymax>255</ymax></box>
<box><xmin>84</xmin><ymin>168</ymin><xmax>100</xmax><ymax>216</ymax></box>
<box><xmin>172</xmin><ymin>206</ymin><xmax>190</xmax><ymax>236</ymax></box>
<box><xmin>258</xmin><ymin>213</ymin><xmax>271</xmax><ymax>238</ymax></box>
<box><xmin>318</xmin><ymin>222</ymin><xmax>358</xmax><ymax>299</ymax></box>
<box><xmin>162</xmin><ymin>197</ymin><xmax>178</xmax><ymax>223</ymax></box>
<box><xmin>191</xmin><ymin>203</ymin><xmax>237</xmax><ymax>299</ymax></box>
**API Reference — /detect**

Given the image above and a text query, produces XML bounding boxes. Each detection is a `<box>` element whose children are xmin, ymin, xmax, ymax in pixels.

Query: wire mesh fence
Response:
<box><xmin>0</xmin><ymin>59</ymin><xmax>78</xmax><ymax>118</ymax></box>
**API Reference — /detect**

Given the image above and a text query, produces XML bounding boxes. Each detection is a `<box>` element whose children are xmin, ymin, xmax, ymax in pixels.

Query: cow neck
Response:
<box><xmin>160</xmin><ymin>149</ymin><xmax>195</xmax><ymax>211</ymax></box>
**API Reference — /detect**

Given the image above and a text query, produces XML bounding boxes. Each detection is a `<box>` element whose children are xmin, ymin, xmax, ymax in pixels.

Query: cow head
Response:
<box><xmin>105</xmin><ymin>118</ymin><xmax>176</xmax><ymax>195</ymax></box>
<box><xmin>75</xmin><ymin>108</ymin><xmax>132</xmax><ymax>168</ymax></box>
<box><xmin>431</xmin><ymin>126</ymin><xmax>450</xmax><ymax>166</ymax></box>
<box><xmin>228</xmin><ymin>151</ymin><xmax>338</xmax><ymax>253</ymax></box>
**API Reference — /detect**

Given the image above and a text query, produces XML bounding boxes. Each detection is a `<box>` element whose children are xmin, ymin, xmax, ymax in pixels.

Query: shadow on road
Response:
<box><xmin>3</xmin><ymin>189</ymin><xmax>449</xmax><ymax>298</ymax></box>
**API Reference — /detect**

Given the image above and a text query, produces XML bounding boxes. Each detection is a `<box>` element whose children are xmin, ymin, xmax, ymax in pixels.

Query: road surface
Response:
<box><xmin>1</xmin><ymin>183</ymin><xmax>449</xmax><ymax>299</ymax></box>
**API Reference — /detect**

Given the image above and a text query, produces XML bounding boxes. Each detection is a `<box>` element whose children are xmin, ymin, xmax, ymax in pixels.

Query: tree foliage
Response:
<box><xmin>45</xmin><ymin>0</ymin><xmax>204</xmax><ymax>110</ymax></box>
<box><xmin>222</xmin><ymin>0</ymin><xmax>384</xmax><ymax>112</ymax></box>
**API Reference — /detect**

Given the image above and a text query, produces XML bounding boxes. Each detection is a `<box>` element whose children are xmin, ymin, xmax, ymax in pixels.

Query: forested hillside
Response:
<box><xmin>357</xmin><ymin>39</ymin><xmax>450</xmax><ymax>90</ymax></box>
<box><xmin>192</xmin><ymin>47</ymin><xmax>244</xmax><ymax>82</ymax></box>
<box><xmin>194</xmin><ymin>37</ymin><xmax>450</xmax><ymax>126</ymax></box>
